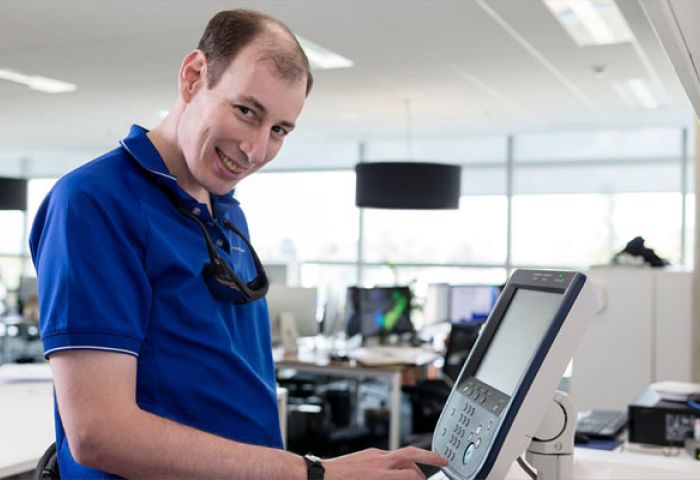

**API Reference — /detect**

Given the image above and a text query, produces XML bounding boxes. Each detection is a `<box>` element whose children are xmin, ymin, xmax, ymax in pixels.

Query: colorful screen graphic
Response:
<box><xmin>346</xmin><ymin>286</ymin><xmax>413</xmax><ymax>338</ymax></box>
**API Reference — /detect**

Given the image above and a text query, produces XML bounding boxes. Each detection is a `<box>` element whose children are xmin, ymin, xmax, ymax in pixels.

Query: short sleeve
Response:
<box><xmin>29</xmin><ymin>173</ymin><xmax>152</xmax><ymax>358</ymax></box>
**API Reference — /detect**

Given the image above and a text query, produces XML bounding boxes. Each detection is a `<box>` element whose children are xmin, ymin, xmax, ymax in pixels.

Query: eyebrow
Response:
<box><xmin>238</xmin><ymin>95</ymin><xmax>296</xmax><ymax>130</ymax></box>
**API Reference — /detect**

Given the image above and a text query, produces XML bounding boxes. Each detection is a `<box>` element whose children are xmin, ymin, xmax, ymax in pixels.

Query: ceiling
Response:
<box><xmin>0</xmin><ymin>0</ymin><xmax>695</xmax><ymax>177</ymax></box>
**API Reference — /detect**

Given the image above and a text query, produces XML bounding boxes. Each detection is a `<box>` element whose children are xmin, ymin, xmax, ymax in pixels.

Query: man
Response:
<box><xmin>30</xmin><ymin>9</ymin><xmax>448</xmax><ymax>479</ymax></box>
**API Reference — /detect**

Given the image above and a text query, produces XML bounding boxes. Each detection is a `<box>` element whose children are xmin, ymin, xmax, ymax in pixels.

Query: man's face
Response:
<box><xmin>177</xmin><ymin>42</ymin><xmax>307</xmax><ymax>196</ymax></box>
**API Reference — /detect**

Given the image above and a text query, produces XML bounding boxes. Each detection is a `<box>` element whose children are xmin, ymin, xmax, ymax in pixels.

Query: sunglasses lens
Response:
<box><xmin>204</xmin><ymin>274</ymin><xmax>248</xmax><ymax>303</ymax></box>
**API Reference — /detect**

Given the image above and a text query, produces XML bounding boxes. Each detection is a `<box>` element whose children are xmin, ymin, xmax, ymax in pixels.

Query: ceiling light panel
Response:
<box><xmin>613</xmin><ymin>78</ymin><xmax>661</xmax><ymax>109</ymax></box>
<box><xmin>296</xmin><ymin>36</ymin><xmax>354</xmax><ymax>70</ymax></box>
<box><xmin>0</xmin><ymin>68</ymin><xmax>77</xmax><ymax>94</ymax></box>
<box><xmin>543</xmin><ymin>0</ymin><xmax>634</xmax><ymax>46</ymax></box>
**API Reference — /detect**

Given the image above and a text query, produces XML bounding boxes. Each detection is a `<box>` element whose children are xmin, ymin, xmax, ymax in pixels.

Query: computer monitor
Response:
<box><xmin>449</xmin><ymin>285</ymin><xmax>500</xmax><ymax>325</ymax></box>
<box><xmin>432</xmin><ymin>270</ymin><xmax>594</xmax><ymax>479</ymax></box>
<box><xmin>424</xmin><ymin>283</ymin><xmax>450</xmax><ymax>326</ymax></box>
<box><xmin>345</xmin><ymin>286</ymin><xmax>413</xmax><ymax>338</ymax></box>
<box><xmin>263</xmin><ymin>263</ymin><xmax>288</xmax><ymax>285</ymax></box>
<box><xmin>17</xmin><ymin>276</ymin><xmax>38</xmax><ymax>305</ymax></box>
<box><xmin>267</xmin><ymin>285</ymin><xmax>319</xmax><ymax>341</ymax></box>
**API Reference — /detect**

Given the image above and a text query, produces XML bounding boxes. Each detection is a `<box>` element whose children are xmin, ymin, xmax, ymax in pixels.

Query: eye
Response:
<box><xmin>236</xmin><ymin>105</ymin><xmax>255</xmax><ymax>118</ymax></box>
<box><xmin>271</xmin><ymin>125</ymin><xmax>289</xmax><ymax>137</ymax></box>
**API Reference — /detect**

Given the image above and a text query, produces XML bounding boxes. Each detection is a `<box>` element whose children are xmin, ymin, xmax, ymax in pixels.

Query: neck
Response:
<box><xmin>147</xmin><ymin>109</ymin><xmax>210</xmax><ymax>209</ymax></box>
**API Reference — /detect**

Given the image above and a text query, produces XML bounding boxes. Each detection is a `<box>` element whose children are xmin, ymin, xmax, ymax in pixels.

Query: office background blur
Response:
<box><xmin>0</xmin><ymin>0</ymin><xmax>696</xmax><ymax>307</ymax></box>
<box><xmin>4</xmin><ymin>1</ymin><xmax>700</xmax><ymax>476</ymax></box>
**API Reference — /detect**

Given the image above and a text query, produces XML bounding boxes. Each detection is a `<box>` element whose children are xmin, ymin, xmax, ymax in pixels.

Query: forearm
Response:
<box><xmin>80</xmin><ymin>405</ymin><xmax>306</xmax><ymax>479</ymax></box>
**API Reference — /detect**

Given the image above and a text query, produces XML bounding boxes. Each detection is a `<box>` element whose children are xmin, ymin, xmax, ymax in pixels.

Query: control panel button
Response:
<box><xmin>441</xmin><ymin>427</ymin><xmax>447</xmax><ymax>437</ymax></box>
<box><xmin>463</xmin><ymin>443</ymin><xmax>476</xmax><ymax>465</ymax></box>
<box><xmin>476</xmin><ymin>424</ymin><xmax>482</xmax><ymax>435</ymax></box>
<box><xmin>475</xmin><ymin>437</ymin><xmax>482</xmax><ymax>449</ymax></box>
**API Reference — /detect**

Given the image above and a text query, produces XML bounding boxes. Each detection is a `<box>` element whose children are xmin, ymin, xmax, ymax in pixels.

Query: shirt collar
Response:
<box><xmin>119</xmin><ymin>124</ymin><xmax>239</xmax><ymax>207</ymax></box>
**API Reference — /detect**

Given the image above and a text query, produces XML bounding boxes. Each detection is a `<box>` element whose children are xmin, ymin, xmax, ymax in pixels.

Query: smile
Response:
<box><xmin>216</xmin><ymin>147</ymin><xmax>245</xmax><ymax>175</ymax></box>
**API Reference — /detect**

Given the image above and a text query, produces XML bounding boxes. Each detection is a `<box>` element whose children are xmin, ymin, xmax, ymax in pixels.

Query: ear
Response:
<box><xmin>179</xmin><ymin>50</ymin><xmax>207</xmax><ymax>103</ymax></box>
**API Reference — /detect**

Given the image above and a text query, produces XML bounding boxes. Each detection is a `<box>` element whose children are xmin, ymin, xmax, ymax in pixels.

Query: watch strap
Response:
<box><xmin>303</xmin><ymin>454</ymin><xmax>325</xmax><ymax>480</ymax></box>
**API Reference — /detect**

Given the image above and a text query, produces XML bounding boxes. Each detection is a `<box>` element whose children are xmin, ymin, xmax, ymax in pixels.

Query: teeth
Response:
<box><xmin>217</xmin><ymin>148</ymin><xmax>243</xmax><ymax>174</ymax></box>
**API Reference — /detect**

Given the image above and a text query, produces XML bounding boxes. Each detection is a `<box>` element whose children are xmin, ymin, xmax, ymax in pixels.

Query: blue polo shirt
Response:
<box><xmin>29</xmin><ymin>125</ymin><xmax>281</xmax><ymax>478</ymax></box>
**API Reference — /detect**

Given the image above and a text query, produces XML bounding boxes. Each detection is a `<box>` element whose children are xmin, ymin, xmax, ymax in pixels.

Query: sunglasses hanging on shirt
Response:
<box><xmin>158</xmin><ymin>183</ymin><xmax>269</xmax><ymax>304</ymax></box>
<box><xmin>175</xmin><ymin>203</ymin><xmax>269</xmax><ymax>304</ymax></box>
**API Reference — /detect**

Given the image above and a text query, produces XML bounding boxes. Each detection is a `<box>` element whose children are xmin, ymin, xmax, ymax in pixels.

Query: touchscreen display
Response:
<box><xmin>474</xmin><ymin>288</ymin><xmax>562</xmax><ymax>395</ymax></box>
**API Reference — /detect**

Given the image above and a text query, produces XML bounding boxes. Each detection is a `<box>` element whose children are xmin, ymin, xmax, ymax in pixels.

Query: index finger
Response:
<box><xmin>396</xmin><ymin>447</ymin><xmax>449</xmax><ymax>467</ymax></box>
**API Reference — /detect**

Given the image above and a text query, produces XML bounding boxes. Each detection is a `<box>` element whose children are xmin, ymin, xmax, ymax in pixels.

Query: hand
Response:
<box><xmin>322</xmin><ymin>446</ymin><xmax>449</xmax><ymax>480</ymax></box>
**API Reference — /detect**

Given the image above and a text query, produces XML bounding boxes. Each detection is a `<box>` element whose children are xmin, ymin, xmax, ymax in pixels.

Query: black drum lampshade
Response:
<box><xmin>0</xmin><ymin>177</ymin><xmax>27</xmax><ymax>211</ymax></box>
<box><xmin>355</xmin><ymin>162</ymin><xmax>461</xmax><ymax>209</ymax></box>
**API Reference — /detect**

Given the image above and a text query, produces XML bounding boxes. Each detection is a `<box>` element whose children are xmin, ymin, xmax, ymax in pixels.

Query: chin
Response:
<box><xmin>215</xmin><ymin>178</ymin><xmax>242</xmax><ymax>194</ymax></box>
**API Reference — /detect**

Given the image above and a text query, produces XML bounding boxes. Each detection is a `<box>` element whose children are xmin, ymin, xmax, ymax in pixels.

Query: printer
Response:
<box><xmin>628</xmin><ymin>386</ymin><xmax>699</xmax><ymax>447</ymax></box>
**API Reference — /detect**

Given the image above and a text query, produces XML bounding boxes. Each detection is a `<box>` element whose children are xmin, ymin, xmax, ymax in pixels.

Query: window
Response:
<box><xmin>234</xmin><ymin>171</ymin><xmax>359</xmax><ymax>263</ymax></box>
<box><xmin>511</xmin><ymin>193</ymin><xmax>685</xmax><ymax>268</ymax></box>
<box><xmin>3</xmin><ymin>127</ymin><xmax>693</xmax><ymax>312</ymax></box>
<box><xmin>363</xmin><ymin>196</ymin><xmax>507</xmax><ymax>265</ymax></box>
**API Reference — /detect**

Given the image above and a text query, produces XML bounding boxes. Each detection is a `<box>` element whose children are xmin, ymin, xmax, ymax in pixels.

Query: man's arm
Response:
<box><xmin>51</xmin><ymin>350</ymin><xmax>447</xmax><ymax>479</ymax></box>
<box><xmin>51</xmin><ymin>349</ymin><xmax>306</xmax><ymax>479</ymax></box>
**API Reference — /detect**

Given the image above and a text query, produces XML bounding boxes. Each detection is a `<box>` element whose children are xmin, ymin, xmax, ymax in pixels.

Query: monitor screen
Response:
<box><xmin>267</xmin><ymin>285</ymin><xmax>319</xmax><ymax>340</ymax></box>
<box><xmin>449</xmin><ymin>285</ymin><xmax>500</xmax><ymax>324</ymax></box>
<box><xmin>474</xmin><ymin>288</ymin><xmax>563</xmax><ymax>395</ymax></box>
<box><xmin>346</xmin><ymin>286</ymin><xmax>413</xmax><ymax>338</ymax></box>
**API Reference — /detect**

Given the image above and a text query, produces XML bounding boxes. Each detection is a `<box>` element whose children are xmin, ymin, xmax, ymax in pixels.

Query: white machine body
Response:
<box><xmin>432</xmin><ymin>269</ymin><xmax>595</xmax><ymax>479</ymax></box>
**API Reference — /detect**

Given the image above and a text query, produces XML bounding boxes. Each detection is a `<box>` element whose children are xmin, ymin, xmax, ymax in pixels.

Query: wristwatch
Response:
<box><xmin>303</xmin><ymin>454</ymin><xmax>325</xmax><ymax>480</ymax></box>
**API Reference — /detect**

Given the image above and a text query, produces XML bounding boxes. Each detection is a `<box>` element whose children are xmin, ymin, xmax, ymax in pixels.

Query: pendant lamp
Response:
<box><xmin>0</xmin><ymin>177</ymin><xmax>27</xmax><ymax>210</ymax></box>
<box><xmin>355</xmin><ymin>161</ymin><xmax>461</xmax><ymax>209</ymax></box>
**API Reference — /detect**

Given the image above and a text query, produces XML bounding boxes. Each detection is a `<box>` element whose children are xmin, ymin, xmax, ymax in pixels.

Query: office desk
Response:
<box><xmin>0</xmin><ymin>365</ymin><xmax>288</xmax><ymax>479</ymax></box>
<box><xmin>276</xmin><ymin>348</ymin><xmax>440</xmax><ymax>451</ymax></box>
<box><xmin>0</xmin><ymin>381</ymin><xmax>54</xmax><ymax>478</ymax></box>
<box><xmin>428</xmin><ymin>446</ymin><xmax>700</xmax><ymax>479</ymax></box>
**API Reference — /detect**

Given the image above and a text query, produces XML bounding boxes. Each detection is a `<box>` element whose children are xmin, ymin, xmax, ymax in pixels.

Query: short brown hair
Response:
<box><xmin>197</xmin><ymin>9</ymin><xmax>313</xmax><ymax>95</ymax></box>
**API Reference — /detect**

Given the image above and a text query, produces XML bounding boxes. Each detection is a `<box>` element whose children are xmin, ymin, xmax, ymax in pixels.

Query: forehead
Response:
<box><xmin>212</xmin><ymin>42</ymin><xmax>307</xmax><ymax>119</ymax></box>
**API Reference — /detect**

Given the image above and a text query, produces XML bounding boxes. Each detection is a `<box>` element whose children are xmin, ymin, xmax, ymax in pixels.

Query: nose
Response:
<box><xmin>238</xmin><ymin>130</ymin><xmax>268</xmax><ymax>166</ymax></box>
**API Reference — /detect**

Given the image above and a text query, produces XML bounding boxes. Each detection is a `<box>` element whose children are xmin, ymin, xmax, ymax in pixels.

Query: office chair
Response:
<box><xmin>404</xmin><ymin>323</ymin><xmax>482</xmax><ymax>438</ymax></box>
<box><xmin>33</xmin><ymin>442</ymin><xmax>59</xmax><ymax>480</ymax></box>
<box><xmin>442</xmin><ymin>323</ymin><xmax>481</xmax><ymax>383</ymax></box>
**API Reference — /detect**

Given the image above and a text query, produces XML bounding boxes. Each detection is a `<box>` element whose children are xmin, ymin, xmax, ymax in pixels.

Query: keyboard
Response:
<box><xmin>349</xmin><ymin>346</ymin><xmax>438</xmax><ymax>366</ymax></box>
<box><xmin>576</xmin><ymin>410</ymin><xmax>627</xmax><ymax>439</ymax></box>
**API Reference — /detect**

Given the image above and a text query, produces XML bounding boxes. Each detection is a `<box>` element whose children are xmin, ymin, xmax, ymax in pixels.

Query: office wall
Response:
<box><xmin>694</xmin><ymin>117</ymin><xmax>700</xmax><ymax>382</ymax></box>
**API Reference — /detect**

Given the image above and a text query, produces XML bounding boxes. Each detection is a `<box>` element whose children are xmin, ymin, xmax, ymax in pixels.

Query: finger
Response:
<box><xmin>391</xmin><ymin>447</ymin><xmax>449</xmax><ymax>468</ymax></box>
